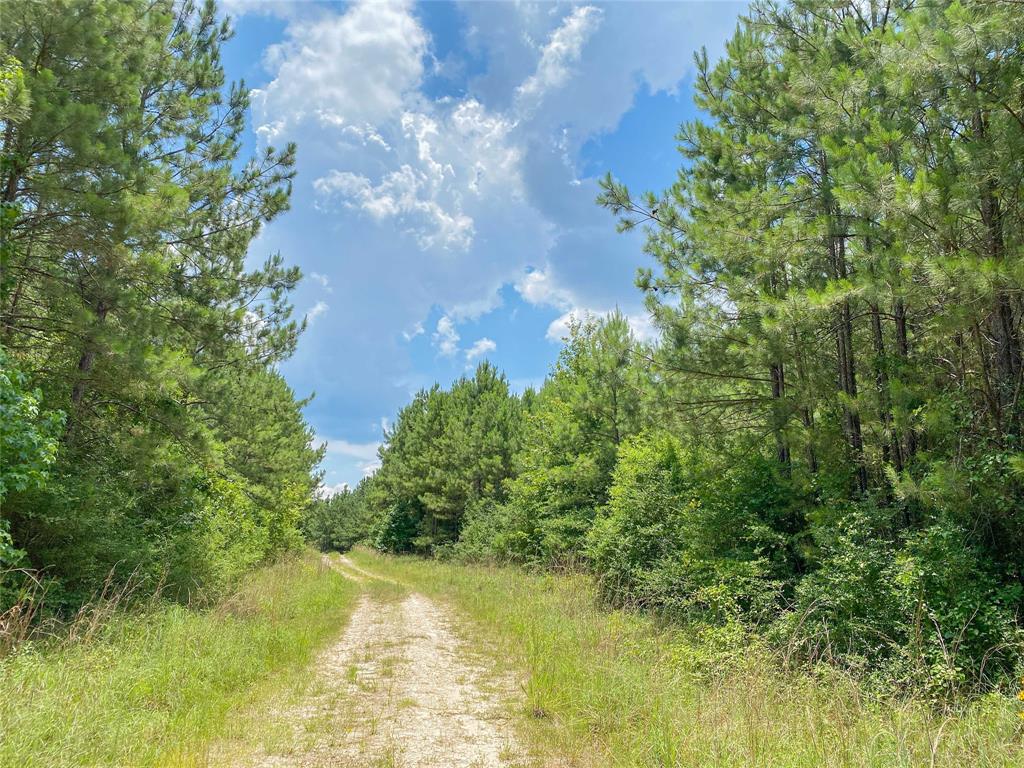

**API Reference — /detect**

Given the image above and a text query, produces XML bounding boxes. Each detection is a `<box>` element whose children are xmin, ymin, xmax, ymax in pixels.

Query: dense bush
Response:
<box><xmin>302</xmin><ymin>485</ymin><xmax>375</xmax><ymax>553</ymax></box>
<box><xmin>1</xmin><ymin>1</ymin><xmax>319</xmax><ymax>610</ymax></box>
<box><xmin>371</xmin><ymin>503</ymin><xmax>423</xmax><ymax>554</ymax></box>
<box><xmin>0</xmin><ymin>353</ymin><xmax>63</xmax><ymax>577</ymax></box>
<box><xmin>779</xmin><ymin>504</ymin><xmax>1024</xmax><ymax>697</ymax></box>
<box><xmin>588</xmin><ymin>432</ymin><xmax>796</xmax><ymax>623</ymax></box>
<box><xmin>365</xmin><ymin>314</ymin><xmax>1024</xmax><ymax>699</ymax></box>
<box><xmin>367</xmin><ymin>362</ymin><xmax>523</xmax><ymax>554</ymax></box>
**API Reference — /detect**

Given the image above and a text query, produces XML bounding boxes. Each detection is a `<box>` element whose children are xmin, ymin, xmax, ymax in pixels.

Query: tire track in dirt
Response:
<box><xmin>243</xmin><ymin>555</ymin><xmax>526</xmax><ymax>768</ymax></box>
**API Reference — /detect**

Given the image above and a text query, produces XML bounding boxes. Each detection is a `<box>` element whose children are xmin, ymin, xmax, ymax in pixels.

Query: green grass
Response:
<box><xmin>0</xmin><ymin>550</ymin><xmax>359</xmax><ymax>768</ymax></box>
<box><xmin>348</xmin><ymin>547</ymin><xmax>1024</xmax><ymax>768</ymax></box>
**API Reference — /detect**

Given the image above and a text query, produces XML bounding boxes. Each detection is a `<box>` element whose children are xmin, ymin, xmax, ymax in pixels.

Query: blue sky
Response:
<box><xmin>219</xmin><ymin>0</ymin><xmax>746</xmax><ymax>492</ymax></box>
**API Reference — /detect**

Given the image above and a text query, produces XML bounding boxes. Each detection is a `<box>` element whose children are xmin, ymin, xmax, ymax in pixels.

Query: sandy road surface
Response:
<box><xmin>243</xmin><ymin>555</ymin><xmax>526</xmax><ymax>768</ymax></box>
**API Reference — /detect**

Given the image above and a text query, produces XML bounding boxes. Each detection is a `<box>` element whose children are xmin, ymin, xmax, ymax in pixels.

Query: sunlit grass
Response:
<box><xmin>0</xmin><ymin>550</ymin><xmax>358</xmax><ymax>768</ymax></box>
<box><xmin>349</xmin><ymin>547</ymin><xmax>1023</xmax><ymax>768</ymax></box>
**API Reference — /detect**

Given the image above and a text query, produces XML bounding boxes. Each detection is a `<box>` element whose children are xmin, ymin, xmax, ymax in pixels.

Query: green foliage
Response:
<box><xmin>367</xmin><ymin>1</ymin><xmax>1024</xmax><ymax>699</ymax></box>
<box><xmin>781</xmin><ymin>505</ymin><xmax>1024</xmax><ymax>697</ymax></box>
<box><xmin>492</xmin><ymin>313</ymin><xmax>647</xmax><ymax>564</ymax></box>
<box><xmin>4</xmin><ymin>0</ymin><xmax>1022</xmax><ymax>710</ymax></box>
<box><xmin>302</xmin><ymin>483</ymin><xmax>375</xmax><ymax>553</ymax></box>
<box><xmin>372</xmin><ymin>502</ymin><xmax>422</xmax><ymax>554</ymax></box>
<box><xmin>0</xmin><ymin>351</ymin><xmax>63</xmax><ymax>582</ymax></box>
<box><xmin>1</xmin><ymin>0</ymin><xmax>318</xmax><ymax>609</ymax></box>
<box><xmin>588</xmin><ymin>432</ymin><xmax>795</xmax><ymax>623</ymax></box>
<box><xmin>586</xmin><ymin>431</ymin><xmax>695</xmax><ymax>604</ymax></box>
<box><xmin>0</xmin><ymin>351</ymin><xmax>63</xmax><ymax>504</ymax></box>
<box><xmin>589</xmin><ymin>0</ymin><xmax>1024</xmax><ymax>695</ymax></box>
<box><xmin>369</xmin><ymin>362</ymin><xmax>523</xmax><ymax>553</ymax></box>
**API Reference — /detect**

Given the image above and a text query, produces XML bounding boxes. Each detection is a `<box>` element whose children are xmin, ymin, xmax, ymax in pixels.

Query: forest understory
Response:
<box><xmin>2</xmin><ymin>548</ymin><xmax>1022</xmax><ymax>767</ymax></box>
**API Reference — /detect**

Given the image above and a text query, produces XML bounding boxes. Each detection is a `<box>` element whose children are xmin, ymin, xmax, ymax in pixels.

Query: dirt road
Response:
<box><xmin>244</xmin><ymin>555</ymin><xmax>526</xmax><ymax>768</ymax></box>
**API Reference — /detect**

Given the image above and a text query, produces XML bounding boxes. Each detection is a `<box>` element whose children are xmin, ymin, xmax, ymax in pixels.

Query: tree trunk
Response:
<box><xmin>974</xmin><ymin>97</ymin><xmax>1021</xmax><ymax>433</ymax></box>
<box><xmin>893</xmin><ymin>298</ymin><xmax>917</xmax><ymax>462</ymax></box>
<box><xmin>820</xmin><ymin>149</ymin><xmax>867</xmax><ymax>493</ymax></box>
<box><xmin>870</xmin><ymin>301</ymin><xmax>902</xmax><ymax>473</ymax></box>
<box><xmin>791</xmin><ymin>329</ymin><xmax>818</xmax><ymax>473</ymax></box>
<box><xmin>770</xmin><ymin>361</ymin><xmax>791</xmax><ymax>471</ymax></box>
<box><xmin>832</xmin><ymin>235</ymin><xmax>867</xmax><ymax>493</ymax></box>
<box><xmin>64</xmin><ymin>301</ymin><xmax>109</xmax><ymax>441</ymax></box>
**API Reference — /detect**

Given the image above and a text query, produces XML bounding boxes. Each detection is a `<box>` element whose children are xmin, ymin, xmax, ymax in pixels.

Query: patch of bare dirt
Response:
<box><xmin>241</xmin><ymin>558</ymin><xmax>526</xmax><ymax>768</ymax></box>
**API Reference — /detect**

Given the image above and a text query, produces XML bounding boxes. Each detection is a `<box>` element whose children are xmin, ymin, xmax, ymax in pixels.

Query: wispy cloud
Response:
<box><xmin>465</xmin><ymin>337</ymin><xmax>496</xmax><ymax>362</ymax></box>
<box><xmin>305</xmin><ymin>300</ymin><xmax>329</xmax><ymax>324</ymax></box>
<box><xmin>516</xmin><ymin>6</ymin><xmax>603</xmax><ymax>112</ymax></box>
<box><xmin>402</xmin><ymin>321</ymin><xmax>425</xmax><ymax>341</ymax></box>
<box><xmin>308</xmin><ymin>272</ymin><xmax>332</xmax><ymax>291</ymax></box>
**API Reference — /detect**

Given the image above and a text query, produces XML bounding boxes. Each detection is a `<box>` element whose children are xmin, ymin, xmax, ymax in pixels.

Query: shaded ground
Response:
<box><xmin>238</xmin><ymin>555</ymin><xmax>526</xmax><ymax>768</ymax></box>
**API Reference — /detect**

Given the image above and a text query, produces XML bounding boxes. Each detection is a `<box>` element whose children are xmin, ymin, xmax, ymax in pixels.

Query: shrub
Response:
<box><xmin>0</xmin><ymin>351</ymin><xmax>64</xmax><ymax>600</ymax></box>
<box><xmin>777</xmin><ymin>502</ymin><xmax>1024</xmax><ymax>696</ymax></box>
<box><xmin>587</xmin><ymin>432</ymin><xmax>791</xmax><ymax>623</ymax></box>
<box><xmin>302</xmin><ymin>487</ymin><xmax>375</xmax><ymax>553</ymax></box>
<box><xmin>372</xmin><ymin>503</ymin><xmax>420</xmax><ymax>554</ymax></box>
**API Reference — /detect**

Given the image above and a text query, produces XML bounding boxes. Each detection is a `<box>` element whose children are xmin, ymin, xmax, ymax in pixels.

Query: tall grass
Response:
<box><xmin>349</xmin><ymin>548</ymin><xmax>1023</xmax><ymax>768</ymax></box>
<box><xmin>0</xmin><ymin>551</ymin><xmax>358</xmax><ymax>767</ymax></box>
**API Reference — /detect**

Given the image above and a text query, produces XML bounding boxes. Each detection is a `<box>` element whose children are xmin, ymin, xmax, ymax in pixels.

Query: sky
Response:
<box><xmin>218</xmin><ymin>0</ymin><xmax>747</xmax><ymax>493</ymax></box>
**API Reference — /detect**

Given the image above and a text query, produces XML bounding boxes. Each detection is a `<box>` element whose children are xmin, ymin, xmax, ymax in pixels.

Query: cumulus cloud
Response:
<box><xmin>311</xmin><ymin>97</ymin><xmax>525</xmax><ymax>253</ymax></box>
<box><xmin>251</xmin><ymin>0</ymin><xmax>427</xmax><ymax>141</ymax></box>
<box><xmin>237</xmin><ymin>0</ymin><xmax>741</xmax><ymax>488</ymax></box>
<box><xmin>432</xmin><ymin>315</ymin><xmax>460</xmax><ymax>357</ymax></box>
<box><xmin>314</xmin><ymin>164</ymin><xmax>474</xmax><ymax>250</ymax></box>
<box><xmin>465</xmin><ymin>337</ymin><xmax>497</xmax><ymax>362</ymax></box>
<box><xmin>515</xmin><ymin>267</ymin><xmax>574</xmax><ymax>310</ymax></box>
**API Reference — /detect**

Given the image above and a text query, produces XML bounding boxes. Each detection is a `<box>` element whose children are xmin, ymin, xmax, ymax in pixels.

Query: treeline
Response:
<box><xmin>316</xmin><ymin>0</ymin><xmax>1024</xmax><ymax>698</ymax></box>
<box><xmin>1</xmin><ymin>0</ymin><xmax>320</xmax><ymax>608</ymax></box>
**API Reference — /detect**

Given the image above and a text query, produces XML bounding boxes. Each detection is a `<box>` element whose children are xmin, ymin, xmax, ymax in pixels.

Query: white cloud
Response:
<box><xmin>465</xmin><ymin>337</ymin><xmax>497</xmax><ymax>362</ymax></box>
<box><xmin>402</xmin><ymin>321</ymin><xmax>425</xmax><ymax>341</ymax></box>
<box><xmin>314</xmin><ymin>164</ymin><xmax>474</xmax><ymax>250</ymax></box>
<box><xmin>315</xmin><ymin>481</ymin><xmax>350</xmax><ymax>499</ymax></box>
<box><xmin>248</xmin><ymin>0</ymin><xmax>741</xmax><ymax>488</ymax></box>
<box><xmin>515</xmin><ymin>267</ymin><xmax>574</xmax><ymax>310</ymax></box>
<box><xmin>516</xmin><ymin>6</ymin><xmax>603</xmax><ymax>112</ymax></box>
<box><xmin>251</xmin><ymin>0</ymin><xmax>427</xmax><ymax>141</ymax></box>
<box><xmin>319</xmin><ymin>437</ymin><xmax>380</xmax><ymax>461</ymax></box>
<box><xmin>311</xmin><ymin>98</ymin><xmax>523</xmax><ymax>254</ymax></box>
<box><xmin>317</xmin><ymin>436</ymin><xmax>382</xmax><ymax>478</ymax></box>
<box><xmin>309</xmin><ymin>271</ymin><xmax>331</xmax><ymax>291</ymax></box>
<box><xmin>545</xmin><ymin>308</ymin><xmax>659</xmax><ymax>343</ymax></box>
<box><xmin>545</xmin><ymin>309</ymin><xmax>585</xmax><ymax>342</ymax></box>
<box><xmin>305</xmin><ymin>300</ymin><xmax>329</xmax><ymax>324</ymax></box>
<box><xmin>326</xmin><ymin>120</ymin><xmax>392</xmax><ymax>152</ymax></box>
<box><xmin>218</xmin><ymin>0</ymin><xmax>297</xmax><ymax>20</ymax></box>
<box><xmin>516</xmin><ymin>267</ymin><xmax>658</xmax><ymax>344</ymax></box>
<box><xmin>432</xmin><ymin>315</ymin><xmax>460</xmax><ymax>357</ymax></box>
<box><xmin>447</xmin><ymin>291</ymin><xmax>504</xmax><ymax>322</ymax></box>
